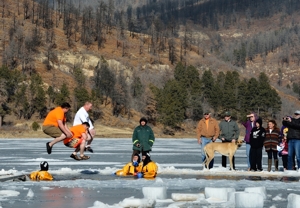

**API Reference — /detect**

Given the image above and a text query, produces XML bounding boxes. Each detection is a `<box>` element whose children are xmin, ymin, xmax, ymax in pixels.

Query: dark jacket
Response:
<box><xmin>250</xmin><ymin>127</ymin><xmax>266</xmax><ymax>148</ymax></box>
<box><xmin>282</xmin><ymin>118</ymin><xmax>300</xmax><ymax>140</ymax></box>
<box><xmin>219</xmin><ymin>119</ymin><xmax>240</xmax><ymax>141</ymax></box>
<box><xmin>132</xmin><ymin>125</ymin><xmax>155</xmax><ymax>151</ymax></box>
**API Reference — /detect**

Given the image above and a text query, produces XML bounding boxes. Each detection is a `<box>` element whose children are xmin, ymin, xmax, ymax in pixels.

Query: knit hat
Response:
<box><xmin>140</xmin><ymin>117</ymin><xmax>148</xmax><ymax>125</ymax></box>
<box><xmin>256</xmin><ymin>118</ymin><xmax>262</xmax><ymax>127</ymax></box>
<box><xmin>133</xmin><ymin>153</ymin><xmax>141</xmax><ymax>163</ymax></box>
<box><xmin>142</xmin><ymin>152</ymin><xmax>152</xmax><ymax>166</ymax></box>
<box><xmin>40</xmin><ymin>161</ymin><xmax>49</xmax><ymax>171</ymax></box>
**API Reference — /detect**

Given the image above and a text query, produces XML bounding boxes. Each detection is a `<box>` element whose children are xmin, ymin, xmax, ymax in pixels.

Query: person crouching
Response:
<box><xmin>137</xmin><ymin>152</ymin><xmax>158</xmax><ymax>178</ymax></box>
<box><xmin>115</xmin><ymin>153</ymin><xmax>142</xmax><ymax>176</ymax></box>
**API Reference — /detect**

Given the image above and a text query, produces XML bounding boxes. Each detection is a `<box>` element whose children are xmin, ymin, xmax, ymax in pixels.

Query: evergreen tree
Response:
<box><xmin>221</xmin><ymin>71</ymin><xmax>239</xmax><ymax>111</ymax></box>
<box><xmin>201</xmin><ymin>70</ymin><xmax>215</xmax><ymax>103</ymax></box>
<box><xmin>131</xmin><ymin>75</ymin><xmax>144</xmax><ymax>98</ymax></box>
<box><xmin>247</xmin><ymin>78</ymin><xmax>260</xmax><ymax>112</ymax></box>
<box><xmin>95</xmin><ymin>59</ymin><xmax>116</xmax><ymax>106</ymax></box>
<box><xmin>157</xmin><ymin>80</ymin><xmax>187</xmax><ymax>128</ymax></box>
<box><xmin>74</xmin><ymin>87</ymin><xmax>90</xmax><ymax>109</ymax></box>
<box><xmin>55</xmin><ymin>82</ymin><xmax>70</xmax><ymax>105</ymax></box>
<box><xmin>34</xmin><ymin>86</ymin><xmax>47</xmax><ymax>119</ymax></box>
<box><xmin>209</xmin><ymin>71</ymin><xmax>224</xmax><ymax>111</ymax></box>
<box><xmin>237</xmin><ymin>79</ymin><xmax>249</xmax><ymax>114</ymax></box>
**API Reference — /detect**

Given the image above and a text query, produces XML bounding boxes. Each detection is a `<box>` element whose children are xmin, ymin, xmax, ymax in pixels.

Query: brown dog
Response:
<box><xmin>203</xmin><ymin>140</ymin><xmax>243</xmax><ymax>170</ymax></box>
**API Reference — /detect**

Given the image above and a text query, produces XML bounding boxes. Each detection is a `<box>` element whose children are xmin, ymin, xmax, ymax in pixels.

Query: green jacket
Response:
<box><xmin>132</xmin><ymin>125</ymin><xmax>155</xmax><ymax>151</ymax></box>
<box><xmin>219</xmin><ymin>120</ymin><xmax>240</xmax><ymax>141</ymax></box>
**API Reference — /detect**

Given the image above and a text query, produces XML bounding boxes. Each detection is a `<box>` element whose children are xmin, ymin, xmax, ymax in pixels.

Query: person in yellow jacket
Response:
<box><xmin>29</xmin><ymin>161</ymin><xmax>53</xmax><ymax>181</ymax></box>
<box><xmin>114</xmin><ymin>154</ymin><xmax>142</xmax><ymax>176</ymax></box>
<box><xmin>137</xmin><ymin>152</ymin><xmax>158</xmax><ymax>178</ymax></box>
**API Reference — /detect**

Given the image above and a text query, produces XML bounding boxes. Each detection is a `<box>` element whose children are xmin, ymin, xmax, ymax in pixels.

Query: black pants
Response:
<box><xmin>267</xmin><ymin>150</ymin><xmax>278</xmax><ymax>159</ymax></box>
<box><xmin>222</xmin><ymin>155</ymin><xmax>235</xmax><ymax>169</ymax></box>
<box><xmin>282</xmin><ymin>155</ymin><xmax>288</xmax><ymax>169</ymax></box>
<box><xmin>221</xmin><ymin>141</ymin><xmax>235</xmax><ymax>169</ymax></box>
<box><xmin>250</xmin><ymin>147</ymin><xmax>263</xmax><ymax>171</ymax></box>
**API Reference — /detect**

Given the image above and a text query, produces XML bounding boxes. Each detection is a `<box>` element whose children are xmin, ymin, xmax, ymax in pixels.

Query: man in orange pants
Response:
<box><xmin>64</xmin><ymin>122</ymin><xmax>91</xmax><ymax>160</ymax></box>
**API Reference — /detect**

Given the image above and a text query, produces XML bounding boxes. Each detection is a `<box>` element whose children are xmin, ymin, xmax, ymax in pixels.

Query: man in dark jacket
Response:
<box><xmin>219</xmin><ymin>111</ymin><xmax>240</xmax><ymax>170</ymax></box>
<box><xmin>132</xmin><ymin>117</ymin><xmax>155</xmax><ymax>160</ymax></box>
<box><xmin>282</xmin><ymin>110</ymin><xmax>300</xmax><ymax>170</ymax></box>
<box><xmin>249</xmin><ymin>118</ymin><xmax>266</xmax><ymax>171</ymax></box>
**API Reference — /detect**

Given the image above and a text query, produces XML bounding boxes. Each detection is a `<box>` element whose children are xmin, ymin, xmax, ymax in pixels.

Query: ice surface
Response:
<box><xmin>171</xmin><ymin>193</ymin><xmax>205</xmax><ymax>201</ymax></box>
<box><xmin>0</xmin><ymin>138</ymin><xmax>300</xmax><ymax>208</ymax></box>
<box><xmin>235</xmin><ymin>192</ymin><xmax>264</xmax><ymax>208</ymax></box>
<box><xmin>205</xmin><ymin>187</ymin><xmax>235</xmax><ymax>201</ymax></box>
<box><xmin>26</xmin><ymin>188</ymin><xmax>34</xmax><ymax>198</ymax></box>
<box><xmin>142</xmin><ymin>187</ymin><xmax>167</xmax><ymax>200</ymax></box>
<box><xmin>118</xmin><ymin>197</ymin><xmax>155</xmax><ymax>207</ymax></box>
<box><xmin>287</xmin><ymin>193</ymin><xmax>300</xmax><ymax>208</ymax></box>
<box><xmin>244</xmin><ymin>186</ymin><xmax>267</xmax><ymax>199</ymax></box>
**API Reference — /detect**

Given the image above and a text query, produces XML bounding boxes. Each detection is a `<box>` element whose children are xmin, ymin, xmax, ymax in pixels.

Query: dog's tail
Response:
<box><xmin>203</xmin><ymin>146</ymin><xmax>209</xmax><ymax>165</ymax></box>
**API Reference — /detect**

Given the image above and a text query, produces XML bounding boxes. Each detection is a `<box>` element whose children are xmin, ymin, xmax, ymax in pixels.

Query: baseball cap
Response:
<box><xmin>224</xmin><ymin>111</ymin><xmax>231</xmax><ymax>116</ymax></box>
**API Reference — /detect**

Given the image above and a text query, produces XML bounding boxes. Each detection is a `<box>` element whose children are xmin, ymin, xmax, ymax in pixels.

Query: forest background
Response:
<box><xmin>0</xmin><ymin>0</ymin><xmax>300</xmax><ymax>138</ymax></box>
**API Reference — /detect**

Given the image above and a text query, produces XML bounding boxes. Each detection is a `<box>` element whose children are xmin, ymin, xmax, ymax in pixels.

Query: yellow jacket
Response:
<box><xmin>115</xmin><ymin>162</ymin><xmax>142</xmax><ymax>176</ymax></box>
<box><xmin>29</xmin><ymin>171</ymin><xmax>53</xmax><ymax>181</ymax></box>
<box><xmin>139</xmin><ymin>161</ymin><xmax>158</xmax><ymax>178</ymax></box>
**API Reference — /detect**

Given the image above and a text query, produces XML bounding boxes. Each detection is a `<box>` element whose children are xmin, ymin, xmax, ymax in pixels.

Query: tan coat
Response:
<box><xmin>196</xmin><ymin>117</ymin><xmax>220</xmax><ymax>140</ymax></box>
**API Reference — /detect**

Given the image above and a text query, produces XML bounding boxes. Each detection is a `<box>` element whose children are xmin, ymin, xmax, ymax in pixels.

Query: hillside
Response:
<box><xmin>1</xmin><ymin>0</ymin><xmax>300</xmax><ymax>137</ymax></box>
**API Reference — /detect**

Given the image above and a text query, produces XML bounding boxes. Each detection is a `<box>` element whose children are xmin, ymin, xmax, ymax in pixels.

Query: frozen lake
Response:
<box><xmin>0</xmin><ymin>138</ymin><xmax>300</xmax><ymax>208</ymax></box>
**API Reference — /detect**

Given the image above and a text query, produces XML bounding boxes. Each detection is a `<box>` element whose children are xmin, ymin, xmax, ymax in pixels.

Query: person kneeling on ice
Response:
<box><xmin>136</xmin><ymin>152</ymin><xmax>158</xmax><ymax>178</ymax></box>
<box><xmin>64</xmin><ymin>122</ymin><xmax>91</xmax><ymax>161</ymax></box>
<box><xmin>114</xmin><ymin>153</ymin><xmax>142</xmax><ymax>176</ymax></box>
<box><xmin>29</xmin><ymin>161</ymin><xmax>53</xmax><ymax>181</ymax></box>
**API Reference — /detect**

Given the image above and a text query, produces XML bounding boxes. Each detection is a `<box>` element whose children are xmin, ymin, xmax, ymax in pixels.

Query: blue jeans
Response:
<box><xmin>246</xmin><ymin>143</ymin><xmax>251</xmax><ymax>169</ymax></box>
<box><xmin>201</xmin><ymin>137</ymin><xmax>214</xmax><ymax>169</ymax></box>
<box><xmin>288</xmin><ymin>139</ymin><xmax>300</xmax><ymax>170</ymax></box>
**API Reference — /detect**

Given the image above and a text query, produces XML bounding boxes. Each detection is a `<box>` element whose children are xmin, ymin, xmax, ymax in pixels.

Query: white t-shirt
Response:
<box><xmin>73</xmin><ymin>107</ymin><xmax>94</xmax><ymax>129</ymax></box>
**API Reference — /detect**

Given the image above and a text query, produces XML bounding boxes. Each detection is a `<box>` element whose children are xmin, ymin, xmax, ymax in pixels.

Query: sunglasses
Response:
<box><xmin>204</xmin><ymin>113</ymin><xmax>209</xmax><ymax>115</ymax></box>
<box><xmin>295</xmin><ymin>114</ymin><xmax>300</xmax><ymax>116</ymax></box>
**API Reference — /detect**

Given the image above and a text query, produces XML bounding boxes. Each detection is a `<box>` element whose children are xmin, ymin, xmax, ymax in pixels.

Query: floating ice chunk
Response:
<box><xmin>118</xmin><ymin>197</ymin><xmax>155</xmax><ymax>208</ymax></box>
<box><xmin>272</xmin><ymin>193</ymin><xmax>286</xmax><ymax>201</ymax></box>
<box><xmin>287</xmin><ymin>193</ymin><xmax>300</xmax><ymax>208</ymax></box>
<box><xmin>0</xmin><ymin>190</ymin><xmax>20</xmax><ymax>197</ymax></box>
<box><xmin>235</xmin><ymin>192</ymin><xmax>264</xmax><ymax>208</ymax></box>
<box><xmin>154</xmin><ymin>177</ymin><xmax>164</xmax><ymax>183</ymax></box>
<box><xmin>88</xmin><ymin>200</ymin><xmax>122</xmax><ymax>208</ymax></box>
<box><xmin>142</xmin><ymin>187</ymin><xmax>167</xmax><ymax>200</ymax></box>
<box><xmin>27</xmin><ymin>189</ymin><xmax>34</xmax><ymax>198</ymax></box>
<box><xmin>167</xmin><ymin>202</ymin><xmax>187</xmax><ymax>207</ymax></box>
<box><xmin>171</xmin><ymin>193</ymin><xmax>205</xmax><ymax>201</ymax></box>
<box><xmin>244</xmin><ymin>187</ymin><xmax>267</xmax><ymax>199</ymax></box>
<box><xmin>228</xmin><ymin>191</ymin><xmax>244</xmax><ymax>203</ymax></box>
<box><xmin>205</xmin><ymin>187</ymin><xmax>235</xmax><ymax>201</ymax></box>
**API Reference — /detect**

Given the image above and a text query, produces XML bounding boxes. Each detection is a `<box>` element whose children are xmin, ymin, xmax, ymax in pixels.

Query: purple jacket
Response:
<box><xmin>242</xmin><ymin>113</ymin><xmax>258</xmax><ymax>143</ymax></box>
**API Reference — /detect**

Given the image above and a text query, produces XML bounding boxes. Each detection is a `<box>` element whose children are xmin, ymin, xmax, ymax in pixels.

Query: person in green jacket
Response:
<box><xmin>219</xmin><ymin>111</ymin><xmax>240</xmax><ymax>170</ymax></box>
<box><xmin>132</xmin><ymin>117</ymin><xmax>155</xmax><ymax>160</ymax></box>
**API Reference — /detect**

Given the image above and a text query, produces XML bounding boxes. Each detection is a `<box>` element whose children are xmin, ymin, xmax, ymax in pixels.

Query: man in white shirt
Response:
<box><xmin>73</xmin><ymin>101</ymin><xmax>96</xmax><ymax>152</ymax></box>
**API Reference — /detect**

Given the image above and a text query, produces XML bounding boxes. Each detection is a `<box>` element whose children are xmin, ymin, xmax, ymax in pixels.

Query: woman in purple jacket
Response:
<box><xmin>242</xmin><ymin>112</ymin><xmax>258</xmax><ymax>171</ymax></box>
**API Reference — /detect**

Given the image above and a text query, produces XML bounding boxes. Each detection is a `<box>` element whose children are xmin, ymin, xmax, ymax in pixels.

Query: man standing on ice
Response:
<box><xmin>132</xmin><ymin>117</ymin><xmax>155</xmax><ymax>160</ymax></box>
<box><xmin>219</xmin><ymin>111</ymin><xmax>240</xmax><ymax>170</ymax></box>
<box><xmin>196</xmin><ymin>112</ymin><xmax>220</xmax><ymax>169</ymax></box>
<box><xmin>73</xmin><ymin>101</ymin><xmax>95</xmax><ymax>152</ymax></box>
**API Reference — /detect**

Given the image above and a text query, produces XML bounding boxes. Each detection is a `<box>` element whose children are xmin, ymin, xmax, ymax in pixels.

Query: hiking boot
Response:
<box><xmin>46</xmin><ymin>142</ymin><xmax>52</xmax><ymax>154</ymax></box>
